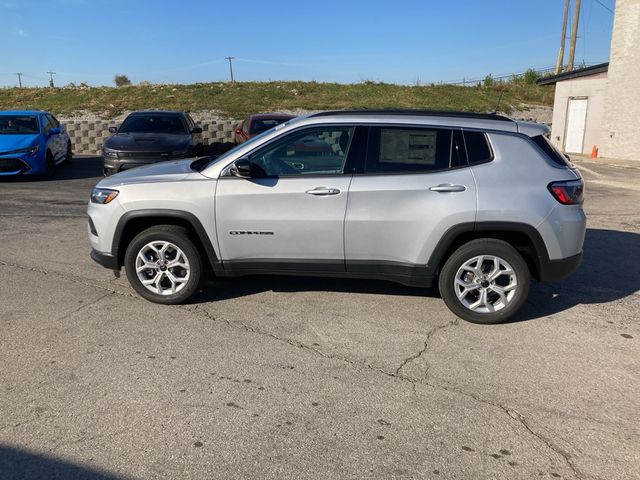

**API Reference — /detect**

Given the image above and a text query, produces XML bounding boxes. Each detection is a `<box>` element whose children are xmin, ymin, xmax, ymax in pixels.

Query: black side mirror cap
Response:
<box><xmin>108</xmin><ymin>126</ymin><xmax>118</xmax><ymax>134</ymax></box>
<box><xmin>191</xmin><ymin>126</ymin><xmax>203</xmax><ymax>134</ymax></box>
<box><xmin>230</xmin><ymin>158</ymin><xmax>253</xmax><ymax>178</ymax></box>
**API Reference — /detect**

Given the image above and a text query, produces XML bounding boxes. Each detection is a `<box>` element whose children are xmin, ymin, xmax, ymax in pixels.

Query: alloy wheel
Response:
<box><xmin>454</xmin><ymin>255</ymin><xmax>518</xmax><ymax>313</ymax></box>
<box><xmin>135</xmin><ymin>241</ymin><xmax>191</xmax><ymax>295</ymax></box>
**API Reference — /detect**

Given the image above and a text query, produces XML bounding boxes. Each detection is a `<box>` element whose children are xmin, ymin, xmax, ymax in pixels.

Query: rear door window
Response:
<box><xmin>365</xmin><ymin>127</ymin><xmax>454</xmax><ymax>173</ymax></box>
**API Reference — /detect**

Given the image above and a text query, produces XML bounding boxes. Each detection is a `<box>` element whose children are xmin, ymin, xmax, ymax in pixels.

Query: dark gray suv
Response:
<box><xmin>102</xmin><ymin>110</ymin><xmax>203</xmax><ymax>176</ymax></box>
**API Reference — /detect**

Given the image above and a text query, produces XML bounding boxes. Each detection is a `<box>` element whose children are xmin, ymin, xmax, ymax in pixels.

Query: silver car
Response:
<box><xmin>87</xmin><ymin>110</ymin><xmax>586</xmax><ymax>323</ymax></box>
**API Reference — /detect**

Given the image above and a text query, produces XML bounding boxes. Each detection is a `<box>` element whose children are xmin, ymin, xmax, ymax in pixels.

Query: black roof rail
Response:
<box><xmin>308</xmin><ymin>109</ymin><xmax>513</xmax><ymax>122</ymax></box>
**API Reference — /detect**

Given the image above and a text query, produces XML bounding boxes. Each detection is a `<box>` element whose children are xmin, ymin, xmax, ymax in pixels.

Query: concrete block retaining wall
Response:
<box><xmin>62</xmin><ymin>119</ymin><xmax>239</xmax><ymax>154</ymax></box>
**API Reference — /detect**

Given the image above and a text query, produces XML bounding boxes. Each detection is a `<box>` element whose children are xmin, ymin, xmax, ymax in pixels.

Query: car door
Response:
<box><xmin>344</xmin><ymin>125</ymin><xmax>477</xmax><ymax>284</ymax></box>
<box><xmin>45</xmin><ymin>114</ymin><xmax>63</xmax><ymax>161</ymax></box>
<box><xmin>215</xmin><ymin>125</ymin><xmax>360</xmax><ymax>273</ymax></box>
<box><xmin>51</xmin><ymin>114</ymin><xmax>68</xmax><ymax>159</ymax></box>
<box><xmin>40</xmin><ymin>114</ymin><xmax>56</xmax><ymax>160</ymax></box>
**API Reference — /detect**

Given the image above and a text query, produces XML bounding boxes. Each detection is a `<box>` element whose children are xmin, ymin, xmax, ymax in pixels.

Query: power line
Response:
<box><xmin>593</xmin><ymin>0</ymin><xmax>613</xmax><ymax>14</ymax></box>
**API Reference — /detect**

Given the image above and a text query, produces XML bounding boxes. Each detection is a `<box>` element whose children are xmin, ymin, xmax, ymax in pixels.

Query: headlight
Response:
<box><xmin>5</xmin><ymin>145</ymin><xmax>39</xmax><ymax>155</ymax></box>
<box><xmin>91</xmin><ymin>188</ymin><xmax>119</xmax><ymax>204</ymax></box>
<box><xmin>102</xmin><ymin>148</ymin><xmax>119</xmax><ymax>159</ymax></box>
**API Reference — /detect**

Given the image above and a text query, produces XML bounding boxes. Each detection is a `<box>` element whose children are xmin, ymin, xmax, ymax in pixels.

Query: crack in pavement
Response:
<box><xmin>55</xmin><ymin>292</ymin><xmax>114</xmax><ymax>322</ymax></box>
<box><xmin>2</xmin><ymin>258</ymin><xmax>586</xmax><ymax>479</ymax></box>
<box><xmin>0</xmin><ymin>259</ymin><xmax>137</xmax><ymax>300</ymax></box>
<box><xmin>190</xmin><ymin>304</ymin><xmax>584</xmax><ymax>480</ymax></box>
<box><xmin>394</xmin><ymin>318</ymin><xmax>459</xmax><ymax>376</ymax></box>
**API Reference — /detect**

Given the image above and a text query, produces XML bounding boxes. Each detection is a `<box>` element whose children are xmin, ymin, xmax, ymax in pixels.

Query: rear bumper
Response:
<box><xmin>90</xmin><ymin>248</ymin><xmax>119</xmax><ymax>270</ymax></box>
<box><xmin>538</xmin><ymin>252</ymin><xmax>582</xmax><ymax>282</ymax></box>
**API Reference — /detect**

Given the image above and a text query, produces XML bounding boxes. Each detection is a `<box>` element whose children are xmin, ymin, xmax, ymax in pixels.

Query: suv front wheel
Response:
<box><xmin>438</xmin><ymin>239</ymin><xmax>530</xmax><ymax>324</ymax></box>
<box><xmin>124</xmin><ymin>225</ymin><xmax>203</xmax><ymax>304</ymax></box>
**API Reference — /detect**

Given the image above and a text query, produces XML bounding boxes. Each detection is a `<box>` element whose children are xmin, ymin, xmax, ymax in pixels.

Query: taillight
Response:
<box><xmin>547</xmin><ymin>179</ymin><xmax>584</xmax><ymax>205</ymax></box>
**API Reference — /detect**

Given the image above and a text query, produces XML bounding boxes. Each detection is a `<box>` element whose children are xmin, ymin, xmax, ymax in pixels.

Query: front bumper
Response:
<box><xmin>538</xmin><ymin>252</ymin><xmax>582</xmax><ymax>282</ymax></box>
<box><xmin>90</xmin><ymin>248</ymin><xmax>119</xmax><ymax>270</ymax></box>
<box><xmin>0</xmin><ymin>153</ymin><xmax>42</xmax><ymax>176</ymax></box>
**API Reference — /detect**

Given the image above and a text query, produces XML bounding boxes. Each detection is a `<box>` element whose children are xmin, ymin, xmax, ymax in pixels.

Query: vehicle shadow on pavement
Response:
<box><xmin>195</xmin><ymin>228</ymin><xmax>639</xmax><ymax>322</ymax></box>
<box><xmin>515</xmin><ymin>228</ymin><xmax>640</xmax><ymax>321</ymax></box>
<box><xmin>198</xmin><ymin>275</ymin><xmax>440</xmax><ymax>302</ymax></box>
<box><xmin>0</xmin><ymin>444</ymin><xmax>125</xmax><ymax>480</ymax></box>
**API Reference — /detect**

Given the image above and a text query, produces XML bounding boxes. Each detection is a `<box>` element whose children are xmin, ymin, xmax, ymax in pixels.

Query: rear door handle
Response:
<box><xmin>429</xmin><ymin>184</ymin><xmax>467</xmax><ymax>193</ymax></box>
<box><xmin>306</xmin><ymin>187</ymin><xmax>341</xmax><ymax>196</ymax></box>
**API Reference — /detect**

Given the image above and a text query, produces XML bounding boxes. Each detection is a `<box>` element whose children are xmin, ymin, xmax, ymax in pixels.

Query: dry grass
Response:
<box><xmin>0</xmin><ymin>81</ymin><xmax>554</xmax><ymax>119</ymax></box>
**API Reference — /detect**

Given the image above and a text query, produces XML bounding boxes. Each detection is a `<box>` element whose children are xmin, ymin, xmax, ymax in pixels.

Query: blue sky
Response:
<box><xmin>0</xmin><ymin>0</ymin><xmax>615</xmax><ymax>87</ymax></box>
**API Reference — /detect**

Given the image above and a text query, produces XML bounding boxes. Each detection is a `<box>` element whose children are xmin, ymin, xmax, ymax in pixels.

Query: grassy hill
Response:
<box><xmin>0</xmin><ymin>81</ymin><xmax>554</xmax><ymax>119</ymax></box>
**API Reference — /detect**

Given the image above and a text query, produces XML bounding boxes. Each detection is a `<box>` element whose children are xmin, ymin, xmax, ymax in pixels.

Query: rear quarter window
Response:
<box><xmin>531</xmin><ymin>135</ymin><xmax>571</xmax><ymax>167</ymax></box>
<box><xmin>463</xmin><ymin>131</ymin><xmax>493</xmax><ymax>165</ymax></box>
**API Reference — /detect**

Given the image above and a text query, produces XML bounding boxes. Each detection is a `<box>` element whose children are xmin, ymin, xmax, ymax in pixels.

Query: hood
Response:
<box><xmin>0</xmin><ymin>134</ymin><xmax>40</xmax><ymax>153</ymax></box>
<box><xmin>103</xmin><ymin>133</ymin><xmax>190</xmax><ymax>152</ymax></box>
<box><xmin>97</xmin><ymin>159</ymin><xmax>196</xmax><ymax>188</ymax></box>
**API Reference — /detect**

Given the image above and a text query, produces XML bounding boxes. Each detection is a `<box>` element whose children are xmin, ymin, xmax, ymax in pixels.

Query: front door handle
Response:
<box><xmin>429</xmin><ymin>184</ymin><xmax>467</xmax><ymax>193</ymax></box>
<box><xmin>306</xmin><ymin>187</ymin><xmax>341</xmax><ymax>196</ymax></box>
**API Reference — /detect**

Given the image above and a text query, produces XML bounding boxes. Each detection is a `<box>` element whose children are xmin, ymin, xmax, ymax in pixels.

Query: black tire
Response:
<box><xmin>44</xmin><ymin>150</ymin><xmax>55</xmax><ymax>178</ymax></box>
<box><xmin>438</xmin><ymin>239</ymin><xmax>530</xmax><ymax>324</ymax></box>
<box><xmin>65</xmin><ymin>141</ymin><xmax>73</xmax><ymax>164</ymax></box>
<box><xmin>124</xmin><ymin>225</ymin><xmax>204</xmax><ymax>304</ymax></box>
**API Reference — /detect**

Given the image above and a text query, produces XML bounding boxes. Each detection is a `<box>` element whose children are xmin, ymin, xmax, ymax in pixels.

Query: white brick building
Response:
<box><xmin>538</xmin><ymin>0</ymin><xmax>640</xmax><ymax>160</ymax></box>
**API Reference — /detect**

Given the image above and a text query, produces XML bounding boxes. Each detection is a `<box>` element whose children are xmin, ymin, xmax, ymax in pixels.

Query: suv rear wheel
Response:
<box><xmin>438</xmin><ymin>239</ymin><xmax>530</xmax><ymax>324</ymax></box>
<box><xmin>124</xmin><ymin>225</ymin><xmax>203</xmax><ymax>304</ymax></box>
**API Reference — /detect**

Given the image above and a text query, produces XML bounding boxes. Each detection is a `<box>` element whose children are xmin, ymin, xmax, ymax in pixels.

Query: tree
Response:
<box><xmin>114</xmin><ymin>74</ymin><xmax>132</xmax><ymax>87</ymax></box>
<box><xmin>483</xmin><ymin>74</ymin><xmax>495</xmax><ymax>88</ymax></box>
<box><xmin>522</xmin><ymin>68</ymin><xmax>541</xmax><ymax>85</ymax></box>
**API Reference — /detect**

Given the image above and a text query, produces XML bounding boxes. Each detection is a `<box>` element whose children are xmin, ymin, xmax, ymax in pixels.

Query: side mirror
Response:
<box><xmin>234</xmin><ymin>128</ymin><xmax>243</xmax><ymax>135</ymax></box>
<box><xmin>108</xmin><ymin>126</ymin><xmax>118</xmax><ymax>134</ymax></box>
<box><xmin>229</xmin><ymin>158</ymin><xmax>252</xmax><ymax>178</ymax></box>
<box><xmin>191</xmin><ymin>126</ymin><xmax>203</xmax><ymax>134</ymax></box>
<box><xmin>49</xmin><ymin>127</ymin><xmax>61</xmax><ymax>136</ymax></box>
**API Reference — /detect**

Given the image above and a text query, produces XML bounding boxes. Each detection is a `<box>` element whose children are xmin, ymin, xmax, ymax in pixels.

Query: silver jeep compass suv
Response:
<box><xmin>87</xmin><ymin>110</ymin><xmax>586</xmax><ymax>324</ymax></box>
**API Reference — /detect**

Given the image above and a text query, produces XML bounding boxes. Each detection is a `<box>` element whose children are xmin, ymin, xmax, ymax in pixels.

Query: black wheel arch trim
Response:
<box><xmin>111</xmin><ymin>209</ymin><xmax>222</xmax><ymax>272</ymax></box>
<box><xmin>426</xmin><ymin>221</ymin><xmax>552</xmax><ymax>279</ymax></box>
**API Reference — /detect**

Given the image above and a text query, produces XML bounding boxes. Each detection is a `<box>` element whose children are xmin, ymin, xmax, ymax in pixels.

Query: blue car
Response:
<box><xmin>0</xmin><ymin>110</ymin><xmax>72</xmax><ymax>177</ymax></box>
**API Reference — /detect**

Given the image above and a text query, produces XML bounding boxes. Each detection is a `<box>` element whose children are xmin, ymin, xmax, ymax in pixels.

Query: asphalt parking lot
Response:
<box><xmin>0</xmin><ymin>157</ymin><xmax>638</xmax><ymax>480</ymax></box>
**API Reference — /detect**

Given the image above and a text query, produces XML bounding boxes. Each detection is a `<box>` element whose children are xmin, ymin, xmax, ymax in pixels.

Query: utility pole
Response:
<box><xmin>15</xmin><ymin>72</ymin><xmax>23</xmax><ymax>88</ymax></box>
<box><xmin>46</xmin><ymin>71</ymin><xmax>56</xmax><ymax>88</ymax></box>
<box><xmin>567</xmin><ymin>0</ymin><xmax>582</xmax><ymax>71</ymax></box>
<box><xmin>225</xmin><ymin>56</ymin><xmax>235</xmax><ymax>82</ymax></box>
<box><xmin>555</xmin><ymin>0</ymin><xmax>571</xmax><ymax>74</ymax></box>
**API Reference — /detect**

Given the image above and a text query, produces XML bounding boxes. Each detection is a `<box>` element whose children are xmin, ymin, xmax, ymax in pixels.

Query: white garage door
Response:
<box><xmin>565</xmin><ymin>98</ymin><xmax>588</xmax><ymax>154</ymax></box>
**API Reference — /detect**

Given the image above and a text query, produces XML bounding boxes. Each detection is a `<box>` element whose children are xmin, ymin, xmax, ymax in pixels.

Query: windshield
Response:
<box><xmin>192</xmin><ymin>127</ymin><xmax>278</xmax><ymax>172</ymax></box>
<box><xmin>0</xmin><ymin>115</ymin><xmax>39</xmax><ymax>135</ymax></box>
<box><xmin>118</xmin><ymin>114</ymin><xmax>188</xmax><ymax>135</ymax></box>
